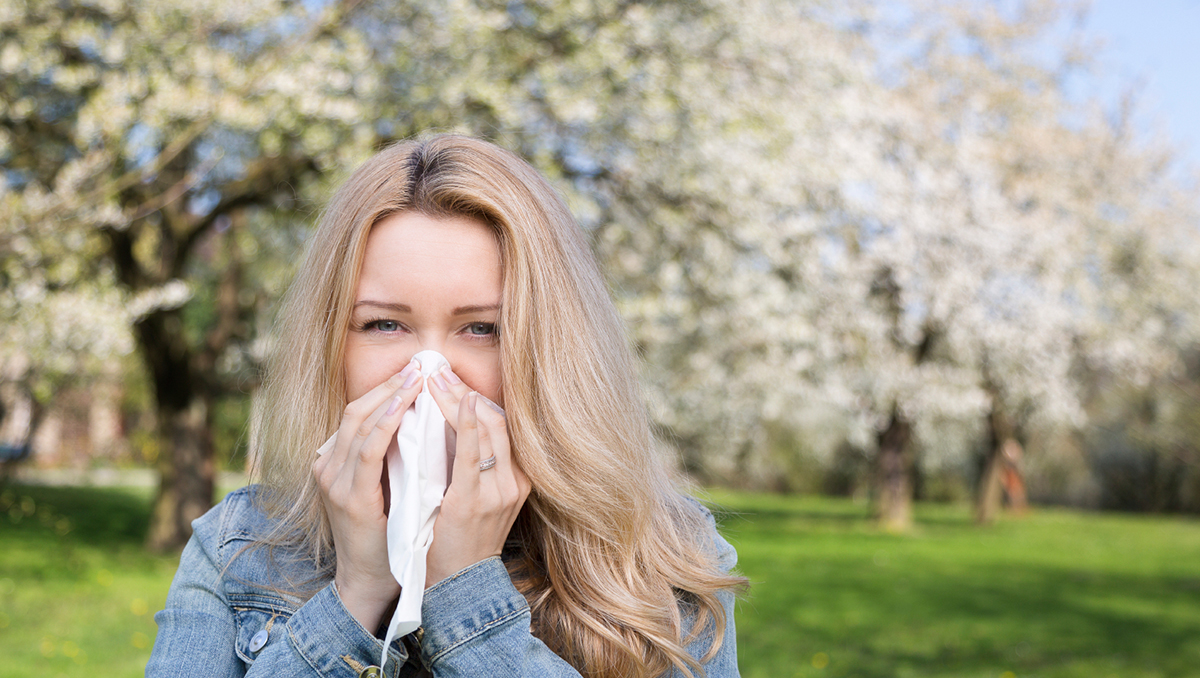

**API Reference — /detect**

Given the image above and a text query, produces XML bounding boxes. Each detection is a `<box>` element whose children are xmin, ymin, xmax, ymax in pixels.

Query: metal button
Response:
<box><xmin>249</xmin><ymin>628</ymin><xmax>269</xmax><ymax>653</ymax></box>
<box><xmin>358</xmin><ymin>667</ymin><xmax>382</xmax><ymax>678</ymax></box>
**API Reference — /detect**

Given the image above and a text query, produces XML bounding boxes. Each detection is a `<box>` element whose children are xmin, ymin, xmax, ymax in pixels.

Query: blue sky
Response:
<box><xmin>1076</xmin><ymin>0</ymin><xmax>1200</xmax><ymax>171</ymax></box>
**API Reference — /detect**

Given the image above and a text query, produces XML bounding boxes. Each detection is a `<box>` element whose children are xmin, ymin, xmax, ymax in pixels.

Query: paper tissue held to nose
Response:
<box><xmin>315</xmin><ymin>349</ymin><xmax>452</xmax><ymax>666</ymax></box>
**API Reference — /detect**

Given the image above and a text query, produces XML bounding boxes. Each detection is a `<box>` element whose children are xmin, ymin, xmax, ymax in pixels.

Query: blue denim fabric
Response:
<box><xmin>147</xmin><ymin>485</ymin><xmax>741</xmax><ymax>677</ymax></box>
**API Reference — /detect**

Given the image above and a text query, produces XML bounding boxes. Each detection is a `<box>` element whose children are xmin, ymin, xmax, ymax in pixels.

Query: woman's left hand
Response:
<box><xmin>425</xmin><ymin>365</ymin><xmax>531</xmax><ymax>588</ymax></box>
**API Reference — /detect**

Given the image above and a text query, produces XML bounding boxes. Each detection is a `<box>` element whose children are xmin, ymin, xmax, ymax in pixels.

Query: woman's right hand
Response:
<box><xmin>311</xmin><ymin>359</ymin><xmax>424</xmax><ymax>633</ymax></box>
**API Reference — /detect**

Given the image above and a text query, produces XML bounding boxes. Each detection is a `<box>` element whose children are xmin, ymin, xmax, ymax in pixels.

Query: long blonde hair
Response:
<box><xmin>254</xmin><ymin>134</ymin><xmax>744</xmax><ymax>677</ymax></box>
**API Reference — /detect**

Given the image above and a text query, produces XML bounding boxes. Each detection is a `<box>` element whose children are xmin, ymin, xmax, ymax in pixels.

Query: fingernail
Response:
<box><xmin>468</xmin><ymin>392</ymin><xmax>477</xmax><ymax>413</ymax></box>
<box><xmin>441</xmin><ymin>365</ymin><xmax>462</xmax><ymax>385</ymax></box>
<box><xmin>385</xmin><ymin>395</ymin><xmax>403</xmax><ymax>416</ymax></box>
<box><xmin>402</xmin><ymin>367</ymin><xmax>421</xmax><ymax>389</ymax></box>
<box><xmin>432</xmin><ymin>372</ymin><xmax>448</xmax><ymax>391</ymax></box>
<box><xmin>480</xmin><ymin>396</ymin><xmax>506</xmax><ymax>418</ymax></box>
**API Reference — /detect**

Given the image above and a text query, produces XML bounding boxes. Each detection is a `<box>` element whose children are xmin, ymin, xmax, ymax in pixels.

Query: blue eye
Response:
<box><xmin>371</xmin><ymin>320</ymin><xmax>401</xmax><ymax>332</ymax></box>
<box><xmin>466</xmin><ymin>322</ymin><xmax>495</xmax><ymax>336</ymax></box>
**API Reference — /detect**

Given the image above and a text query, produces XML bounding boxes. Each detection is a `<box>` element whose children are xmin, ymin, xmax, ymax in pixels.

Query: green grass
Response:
<box><xmin>1</xmin><ymin>483</ymin><xmax>1197</xmax><ymax>677</ymax></box>
<box><xmin>0</xmin><ymin>482</ymin><xmax>246</xmax><ymax>678</ymax></box>
<box><xmin>706</xmin><ymin>490</ymin><xmax>1200</xmax><ymax>678</ymax></box>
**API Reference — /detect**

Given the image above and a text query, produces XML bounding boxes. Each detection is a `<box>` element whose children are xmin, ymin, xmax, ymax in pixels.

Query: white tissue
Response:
<box><xmin>315</xmin><ymin>349</ymin><xmax>452</xmax><ymax>669</ymax></box>
<box><xmin>381</xmin><ymin>349</ymin><xmax>451</xmax><ymax>659</ymax></box>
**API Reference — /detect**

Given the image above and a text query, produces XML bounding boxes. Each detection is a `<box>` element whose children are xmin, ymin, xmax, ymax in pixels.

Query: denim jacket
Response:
<box><xmin>147</xmin><ymin>485</ymin><xmax>740</xmax><ymax>677</ymax></box>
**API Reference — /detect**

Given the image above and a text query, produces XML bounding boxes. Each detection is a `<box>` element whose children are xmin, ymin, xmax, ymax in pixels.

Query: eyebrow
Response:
<box><xmin>353</xmin><ymin>300</ymin><xmax>501</xmax><ymax>316</ymax></box>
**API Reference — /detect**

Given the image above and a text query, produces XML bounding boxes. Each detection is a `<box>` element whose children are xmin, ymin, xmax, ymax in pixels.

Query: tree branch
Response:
<box><xmin>171</xmin><ymin>153</ymin><xmax>319</xmax><ymax>277</ymax></box>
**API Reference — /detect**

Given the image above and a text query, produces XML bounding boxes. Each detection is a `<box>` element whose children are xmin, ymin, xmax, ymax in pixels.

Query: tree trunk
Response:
<box><xmin>874</xmin><ymin>411</ymin><xmax>913</xmax><ymax>531</ymax></box>
<box><xmin>976</xmin><ymin>442</ymin><xmax>1005</xmax><ymax>525</ymax></box>
<box><xmin>146</xmin><ymin>395</ymin><xmax>214</xmax><ymax>551</ymax></box>
<box><xmin>137</xmin><ymin>308</ymin><xmax>216</xmax><ymax>552</ymax></box>
<box><xmin>976</xmin><ymin>401</ymin><xmax>1026</xmax><ymax>524</ymax></box>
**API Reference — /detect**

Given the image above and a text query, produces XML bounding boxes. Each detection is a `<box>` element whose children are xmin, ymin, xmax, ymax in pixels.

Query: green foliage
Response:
<box><xmin>4</xmin><ymin>0</ymin><xmax>1200</xmax><ymax>513</ymax></box>
<box><xmin>212</xmin><ymin>394</ymin><xmax>251</xmax><ymax>471</ymax></box>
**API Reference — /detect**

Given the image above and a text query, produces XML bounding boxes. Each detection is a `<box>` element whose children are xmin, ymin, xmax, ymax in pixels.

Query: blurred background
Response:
<box><xmin>1</xmin><ymin>1</ymin><xmax>1198</xmax><ymax>677</ymax></box>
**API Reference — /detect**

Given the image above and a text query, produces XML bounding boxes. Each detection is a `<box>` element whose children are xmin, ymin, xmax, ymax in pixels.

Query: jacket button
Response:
<box><xmin>358</xmin><ymin>667</ymin><xmax>382</xmax><ymax>678</ymax></box>
<box><xmin>249</xmin><ymin>628</ymin><xmax>269</xmax><ymax>653</ymax></box>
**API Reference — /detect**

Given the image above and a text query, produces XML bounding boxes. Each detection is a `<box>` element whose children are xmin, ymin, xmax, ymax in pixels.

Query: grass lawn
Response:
<box><xmin>707</xmin><ymin>489</ymin><xmax>1200</xmax><ymax>678</ymax></box>
<box><xmin>1</xmin><ymin>482</ymin><xmax>1197</xmax><ymax>677</ymax></box>
<box><xmin>0</xmin><ymin>481</ymin><xmax>247</xmax><ymax>678</ymax></box>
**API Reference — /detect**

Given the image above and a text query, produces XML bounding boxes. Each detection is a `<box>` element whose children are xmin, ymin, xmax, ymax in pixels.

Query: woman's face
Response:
<box><xmin>344</xmin><ymin>211</ymin><xmax>503</xmax><ymax>405</ymax></box>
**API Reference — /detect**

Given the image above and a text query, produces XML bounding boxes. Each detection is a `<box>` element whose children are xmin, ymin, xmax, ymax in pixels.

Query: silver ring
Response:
<box><xmin>478</xmin><ymin>456</ymin><xmax>497</xmax><ymax>471</ymax></box>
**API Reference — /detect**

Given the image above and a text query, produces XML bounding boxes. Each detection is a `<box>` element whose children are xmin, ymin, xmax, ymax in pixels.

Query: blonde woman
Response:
<box><xmin>147</xmin><ymin>134</ymin><xmax>745</xmax><ymax>678</ymax></box>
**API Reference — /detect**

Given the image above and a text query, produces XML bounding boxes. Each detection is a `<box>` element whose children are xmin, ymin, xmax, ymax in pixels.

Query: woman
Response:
<box><xmin>147</xmin><ymin>134</ymin><xmax>745</xmax><ymax>678</ymax></box>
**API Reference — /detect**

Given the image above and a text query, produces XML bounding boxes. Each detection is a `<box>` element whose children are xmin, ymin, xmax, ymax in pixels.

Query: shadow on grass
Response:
<box><xmin>1</xmin><ymin>482</ymin><xmax>152</xmax><ymax>545</ymax></box>
<box><xmin>806</xmin><ymin>564</ymin><xmax>1197</xmax><ymax>676</ymax></box>
<box><xmin>706</xmin><ymin>492</ymin><xmax>979</xmax><ymax>532</ymax></box>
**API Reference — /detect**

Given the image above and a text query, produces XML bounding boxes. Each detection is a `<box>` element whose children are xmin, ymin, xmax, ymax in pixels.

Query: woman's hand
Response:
<box><xmin>311</xmin><ymin>359</ymin><xmax>424</xmax><ymax>632</ymax></box>
<box><xmin>426</xmin><ymin>365</ymin><xmax>532</xmax><ymax>588</ymax></box>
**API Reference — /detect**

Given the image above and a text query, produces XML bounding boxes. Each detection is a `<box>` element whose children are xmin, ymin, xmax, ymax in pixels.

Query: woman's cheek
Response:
<box><xmin>452</xmin><ymin>357</ymin><xmax>503</xmax><ymax>406</ymax></box>
<box><xmin>344</xmin><ymin>341</ymin><xmax>416</xmax><ymax>402</ymax></box>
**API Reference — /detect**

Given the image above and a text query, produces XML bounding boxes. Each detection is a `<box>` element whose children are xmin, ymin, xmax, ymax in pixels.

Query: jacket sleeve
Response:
<box><xmin>146</xmin><ymin>490</ymin><xmax>415</xmax><ymax>678</ymax></box>
<box><xmin>416</xmin><ymin>556</ymin><xmax>582</xmax><ymax>676</ymax></box>
<box><xmin>146</xmin><ymin>524</ymin><xmax>245</xmax><ymax>678</ymax></box>
<box><xmin>676</xmin><ymin>499</ymin><xmax>741</xmax><ymax>678</ymax></box>
<box><xmin>416</xmin><ymin>500</ymin><xmax>741</xmax><ymax>678</ymax></box>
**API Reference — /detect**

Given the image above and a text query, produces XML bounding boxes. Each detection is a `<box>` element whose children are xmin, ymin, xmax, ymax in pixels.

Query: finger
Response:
<box><xmin>450</xmin><ymin>392</ymin><xmax>482</xmax><ymax>494</ymax></box>
<box><xmin>327</xmin><ymin>390</ymin><xmax>398</xmax><ymax>504</ymax></box>
<box><xmin>322</xmin><ymin>360</ymin><xmax>420</xmax><ymax>486</ymax></box>
<box><xmin>311</xmin><ymin>453</ymin><xmax>329</xmax><ymax>486</ymax></box>
<box><xmin>475</xmin><ymin>392</ymin><xmax>507</xmax><ymax>420</ymax></box>
<box><xmin>312</xmin><ymin>434</ymin><xmax>335</xmax><ymax>476</ymax></box>
<box><xmin>513</xmin><ymin>461</ymin><xmax>532</xmax><ymax>501</ymax></box>
<box><xmin>428</xmin><ymin>365</ymin><xmax>474</xmax><ymax>429</ymax></box>
<box><xmin>348</xmin><ymin>376</ymin><xmax>424</xmax><ymax>498</ymax></box>
<box><xmin>350</xmin><ymin>363</ymin><xmax>422</xmax><ymax>446</ymax></box>
<box><xmin>475</xmin><ymin>400</ymin><xmax>513</xmax><ymax>494</ymax></box>
<box><xmin>509</xmin><ymin>458</ymin><xmax>532</xmax><ymax>512</ymax></box>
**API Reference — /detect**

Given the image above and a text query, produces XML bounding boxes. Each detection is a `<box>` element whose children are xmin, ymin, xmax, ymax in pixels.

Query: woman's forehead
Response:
<box><xmin>355</xmin><ymin>212</ymin><xmax>502</xmax><ymax>307</ymax></box>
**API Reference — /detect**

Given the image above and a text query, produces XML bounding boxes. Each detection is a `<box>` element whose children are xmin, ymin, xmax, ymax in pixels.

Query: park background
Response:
<box><xmin>2</xmin><ymin>0</ymin><xmax>1199</xmax><ymax>676</ymax></box>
